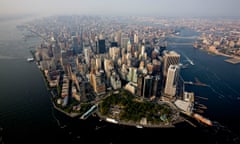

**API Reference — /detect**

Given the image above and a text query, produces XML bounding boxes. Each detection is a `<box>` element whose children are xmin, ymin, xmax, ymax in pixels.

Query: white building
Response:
<box><xmin>164</xmin><ymin>65</ymin><xmax>180</xmax><ymax>97</ymax></box>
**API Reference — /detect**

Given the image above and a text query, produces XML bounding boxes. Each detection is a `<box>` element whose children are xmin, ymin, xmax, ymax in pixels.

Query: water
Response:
<box><xmin>168</xmin><ymin>30</ymin><xmax>240</xmax><ymax>138</ymax></box>
<box><xmin>0</xmin><ymin>17</ymin><xmax>239</xmax><ymax>144</ymax></box>
<box><xmin>0</xmin><ymin>18</ymin><xmax>64</xmax><ymax>144</ymax></box>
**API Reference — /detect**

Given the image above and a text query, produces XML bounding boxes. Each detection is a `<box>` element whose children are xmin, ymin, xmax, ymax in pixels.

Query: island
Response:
<box><xmin>23</xmin><ymin>15</ymin><xmax>213</xmax><ymax>128</ymax></box>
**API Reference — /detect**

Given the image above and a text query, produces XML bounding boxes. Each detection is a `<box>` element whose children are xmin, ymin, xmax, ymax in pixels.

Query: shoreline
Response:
<box><xmin>95</xmin><ymin>111</ymin><xmax>178</xmax><ymax>128</ymax></box>
<box><xmin>51</xmin><ymin>95</ymin><xmax>82</xmax><ymax>118</ymax></box>
<box><xmin>215</xmin><ymin>52</ymin><xmax>240</xmax><ymax>64</ymax></box>
<box><xmin>196</xmin><ymin>47</ymin><xmax>240</xmax><ymax>64</ymax></box>
<box><xmin>41</xmin><ymin>74</ymin><xmax>193</xmax><ymax>128</ymax></box>
<box><xmin>35</xmin><ymin>60</ymin><xmax>82</xmax><ymax>118</ymax></box>
<box><xmin>30</xmin><ymin>31</ymin><xmax>197</xmax><ymax>129</ymax></box>
<box><xmin>224</xmin><ymin>58</ymin><xmax>240</xmax><ymax>64</ymax></box>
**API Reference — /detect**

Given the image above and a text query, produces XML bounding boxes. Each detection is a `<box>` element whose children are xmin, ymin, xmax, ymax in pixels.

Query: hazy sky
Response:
<box><xmin>1</xmin><ymin>0</ymin><xmax>240</xmax><ymax>17</ymax></box>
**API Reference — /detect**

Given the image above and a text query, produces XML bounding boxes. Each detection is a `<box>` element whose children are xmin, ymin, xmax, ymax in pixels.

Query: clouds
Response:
<box><xmin>1</xmin><ymin>0</ymin><xmax>240</xmax><ymax>17</ymax></box>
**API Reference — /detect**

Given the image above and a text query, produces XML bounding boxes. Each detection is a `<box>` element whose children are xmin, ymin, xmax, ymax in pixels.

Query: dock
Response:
<box><xmin>184</xmin><ymin>119</ymin><xmax>197</xmax><ymax>128</ymax></box>
<box><xmin>195</xmin><ymin>96</ymin><xmax>208</xmax><ymax>100</ymax></box>
<box><xmin>224</xmin><ymin>58</ymin><xmax>240</xmax><ymax>64</ymax></box>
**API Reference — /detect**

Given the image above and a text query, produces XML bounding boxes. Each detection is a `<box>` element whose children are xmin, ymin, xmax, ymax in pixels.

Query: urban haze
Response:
<box><xmin>1</xmin><ymin>0</ymin><xmax>240</xmax><ymax>144</ymax></box>
<box><xmin>1</xmin><ymin>0</ymin><xmax>240</xmax><ymax>17</ymax></box>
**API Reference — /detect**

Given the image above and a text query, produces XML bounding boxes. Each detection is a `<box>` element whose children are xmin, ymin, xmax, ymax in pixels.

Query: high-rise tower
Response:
<box><xmin>163</xmin><ymin>51</ymin><xmax>180</xmax><ymax>77</ymax></box>
<box><xmin>164</xmin><ymin>65</ymin><xmax>180</xmax><ymax>98</ymax></box>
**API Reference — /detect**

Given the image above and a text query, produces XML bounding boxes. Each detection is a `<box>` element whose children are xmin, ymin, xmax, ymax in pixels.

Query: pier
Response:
<box><xmin>225</xmin><ymin>58</ymin><xmax>240</xmax><ymax>64</ymax></box>
<box><xmin>184</xmin><ymin>81</ymin><xmax>208</xmax><ymax>87</ymax></box>
<box><xmin>184</xmin><ymin>77</ymin><xmax>208</xmax><ymax>87</ymax></box>
<box><xmin>195</xmin><ymin>96</ymin><xmax>208</xmax><ymax>100</ymax></box>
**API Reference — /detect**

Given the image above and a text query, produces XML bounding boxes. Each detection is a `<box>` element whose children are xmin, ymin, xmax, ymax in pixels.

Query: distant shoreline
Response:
<box><xmin>224</xmin><ymin>58</ymin><xmax>240</xmax><ymax>64</ymax></box>
<box><xmin>196</xmin><ymin>47</ymin><xmax>240</xmax><ymax>64</ymax></box>
<box><xmin>215</xmin><ymin>52</ymin><xmax>240</xmax><ymax>64</ymax></box>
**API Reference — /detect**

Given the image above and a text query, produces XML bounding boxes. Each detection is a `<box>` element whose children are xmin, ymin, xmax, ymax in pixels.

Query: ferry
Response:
<box><xmin>193</xmin><ymin>113</ymin><xmax>212</xmax><ymax>126</ymax></box>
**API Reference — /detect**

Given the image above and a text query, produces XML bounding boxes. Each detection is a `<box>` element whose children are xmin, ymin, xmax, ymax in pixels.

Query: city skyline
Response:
<box><xmin>1</xmin><ymin>0</ymin><xmax>240</xmax><ymax>17</ymax></box>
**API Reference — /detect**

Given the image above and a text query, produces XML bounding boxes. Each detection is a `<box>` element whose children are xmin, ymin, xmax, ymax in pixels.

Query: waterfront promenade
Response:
<box><xmin>96</xmin><ymin>111</ymin><xmax>182</xmax><ymax>128</ymax></box>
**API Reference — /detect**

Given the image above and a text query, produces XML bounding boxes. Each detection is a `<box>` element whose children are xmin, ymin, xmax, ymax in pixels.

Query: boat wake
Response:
<box><xmin>184</xmin><ymin>55</ymin><xmax>194</xmax><ymax>65</ymax></box>
<box><xmin>180</xmin><ymin>52</ymin><xmax>195</xmax><ymax>65</ymax></box>
<box><xmin>202</xmin><ymin>66</ymin><xmax>240</xmax><ymax>102</ymax></box>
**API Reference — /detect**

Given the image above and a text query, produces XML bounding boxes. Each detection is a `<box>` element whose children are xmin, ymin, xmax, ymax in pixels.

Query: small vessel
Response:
<box><xmin>106</xmin><ymin>118</ymin><xmax>118</xmax><ymax>124</ymax></box>
<box><xmin>183</xmin><ymin>54</ymin><xmax>194</xmax><ymax>65</ymax></box>
<box><xmin>193</xmin><ymin>113</ymin><xmax>212</xmax><ymax>126</ymax></box>
<box><xmin>27</xmin><ymin>57</ymin><xmax>34</xmax><ymax>62</ymax></box>
<box><xmin>136</xmin><ymin>125</ymin><xmax>143</xmax><ymax>128</ymax></box>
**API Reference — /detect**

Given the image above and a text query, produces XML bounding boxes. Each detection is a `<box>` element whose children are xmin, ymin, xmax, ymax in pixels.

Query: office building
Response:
<box><xmin>163</xmin><ymin>51</ymin><xmax>180</xmax><ymax>77</ymax></box>
<box><xmin>164</xmin><ymin>65</ymin><xmax>180</xmax><ymax>97</ymax></box>
<box><xmin>143</xmin><ymin>75</ymin><xmax>153</xmax><ymax>98</ymax></box>
<box><xmin>97</xmin><ymin>39</ymin><xmax>106</xmax><ymax>54</ymax></box>
<box><xmin>127</xmin><ymin>67</ymin><xmax>138</xmax><ymax>83</ymax></box>
<box><xmin>152</xmin><ymin>75</ymin><xmax>161</xmax><ymax>97</ymax></box>
<box><xmin>121</xmin><ymin>34</ymin><xmax>129</xmax><ymax>49</ymax></box>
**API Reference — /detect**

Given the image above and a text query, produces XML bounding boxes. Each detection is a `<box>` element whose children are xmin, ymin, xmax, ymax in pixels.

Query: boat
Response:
<box><xmin>136</xmin><ymin>125</ymin><xmax>143</xmax><ymax>128</ymax></box>
<box><xmin>106</xmin><ymin>118</ymin><xmax>118</xmax><ymax>124</ymax></box>
<box><xmin>193</xmin><ymin>113</ymin><xmax>212</xmax><ymax>126</ymax></box>
<box><xmin>27</xmin><ymin>57</ymin><xmax>34</xmax><ymax>62</ymax></box>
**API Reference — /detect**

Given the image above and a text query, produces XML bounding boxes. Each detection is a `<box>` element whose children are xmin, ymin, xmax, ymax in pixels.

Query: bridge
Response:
<box><xmin>168</xmin><ymin>35</ymin><xmax>198</xmax><ymax>39</ymax></box>
<box><xmin>80</xmin><ymin>104</ymin><xmax>98</xmax><ymax>120</ymax></box>
<box><xmin>168</xmin><ymin>42</ymin><xmax>193</xmax><ymax>46</ymax></box>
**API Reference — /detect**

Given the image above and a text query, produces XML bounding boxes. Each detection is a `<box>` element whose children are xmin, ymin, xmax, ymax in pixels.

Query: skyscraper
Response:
<box><xmin>127</xmin><ymin>40</ymin><xmax>132</xmax><ymax>53</ymax></box>
<box><xmin>98</xmin><ymin>39</ymin><xmax>106</xmax><ymax>54</ymax></box>
<box><xmin>127</xmin><ymin>67</ymin><xmax>138</xmax><ymax>83</ymax></box>
<box><xmin>90</xmin><ymin>71</ymin><xmax>106</xmax><ymax>95</ymax></box>
<box><xmin>152</xmin><ymin>75</ymin><xmax>161</xmax><ymax>97</ymax></box>
<box><xmin>134</xmin><ymin>33</ymin><xmax>139</xmax><ymax>44</ymax></box>
<box><xmin>163</xmin><ymin>51</ymin><xmax>180</xmax><ymax>77</ymax></box>
<box><xmin>164</xmin><ymin>65</ymin><xmax>180</xmax><ymax>98</ymax></box>
<box><xmin>96</xmin><ymin>57</ymin><xmax>102</xmax><ymax>70</ymax></box>
<box><xmin>111</xmin><ymin>42</ymin><xmax>118</xmax><ymax>47</ymax></box>
<box><xmin>121</xmin><ymin>34</ymin><xmax>129</xmax><ymax>50</ymax></box>
<box><xmin>72</xmin><ymin>36</ymin><xmax>78</xmax><ymax>54</ymax></box>
<box><xmin>143</xmin><ymin>75</ymin><xmax>153</xmax><ymax>98</ymax></box>
<box><xmin>137</xmin><ymin>75</ymin><xmax>144</xmax><ymax>97</ymax></box>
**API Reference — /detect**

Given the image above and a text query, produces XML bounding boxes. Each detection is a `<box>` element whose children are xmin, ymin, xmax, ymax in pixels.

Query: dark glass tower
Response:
<box><xmin>98</xmin><ymin>39</ymin><xmax>106</xmax><ymax>54</ymax></box>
